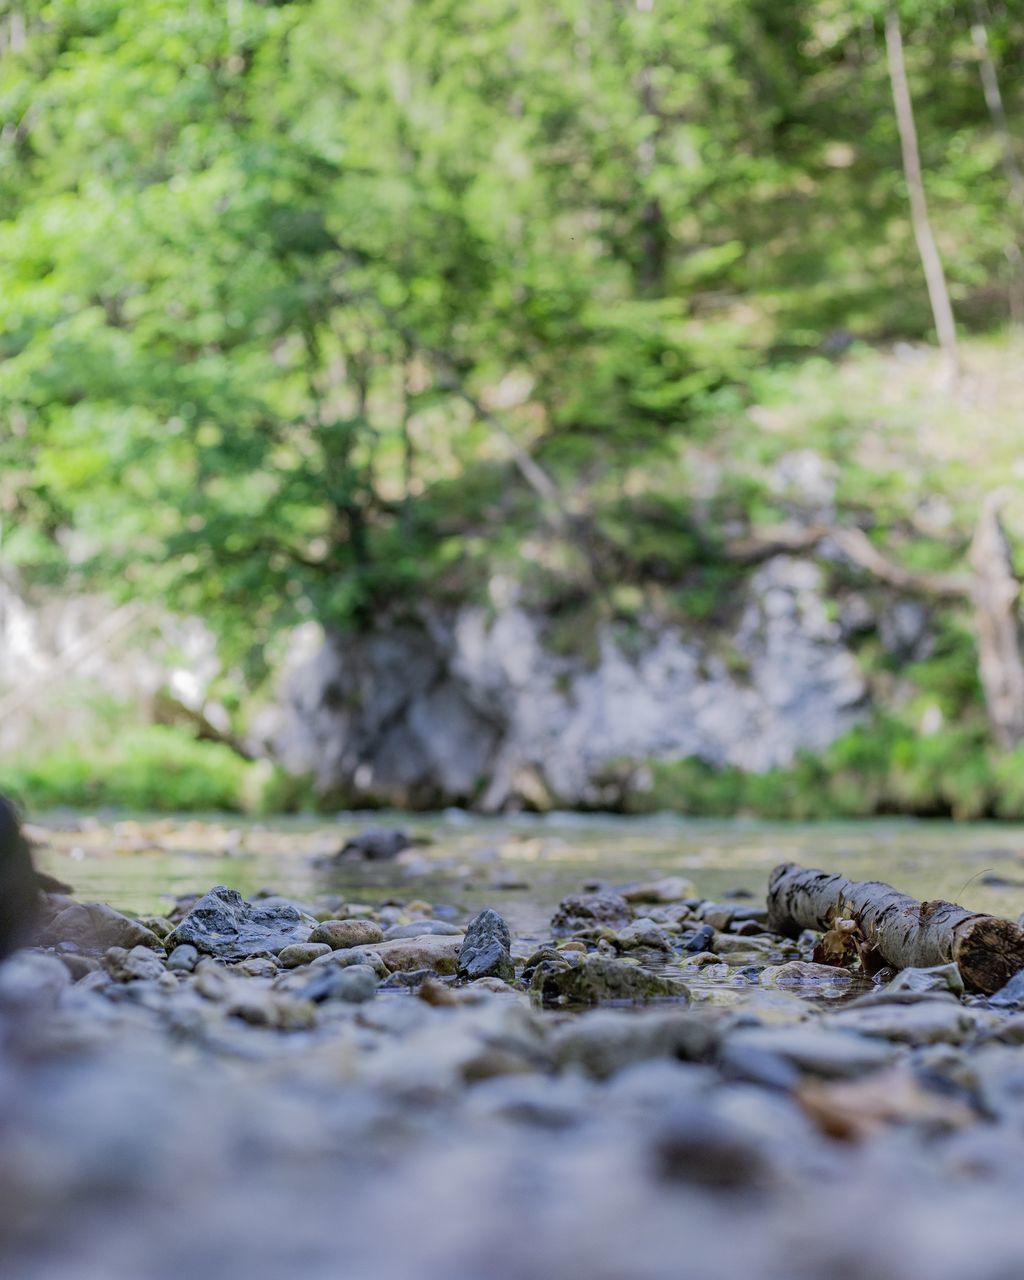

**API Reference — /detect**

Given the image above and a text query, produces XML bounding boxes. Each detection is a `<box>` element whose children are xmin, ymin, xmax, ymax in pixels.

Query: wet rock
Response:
<box><xmin>720</xmin><ymin>1026</ymin><xmax>896</xmax><ymax>1080</ymax></box>
<box><xmin>101</xmin><ymin>946</ymin><xmax>166</xmax><ymax>983</ymax></box>
<box><xmin>684</xmin><ymin>924</ymin><xmax>715</xmax><ymax>953</ymax></box>
<box><xmin>761</xmin><ymin>961</ymin><xmax>855</xmax><ymax>992</ymax></box>
<box><xmin>698</xmin><ymin>904</ymin><xmax>736</xmax><ymax>931</ymax></box>
<box><xmin>614</xmin><ymin>918</ymin><xmax>674</xmax><ymax>952</ymax></box>
<box><xmin>531</xmin><ymin>956</ymin><xmax>690</xmax><ymax>1006</ymax></box>
<box><xmin>310</xmin><ymin>919</ymin><xmax>385</xmax><ymax>950</ymax></box>
<box><xmin>622</xmin><ymin>877</ymin><xmax>696</xmax><ymax>905</ymax></box>
<box><xmin>233</xmin><ymin>957</ymin><xmax>278</xmax><ymax>979</ymax></box>
<box><xmin>551</xmin><ymin>891</ymin><xmax>632</xmax><ymax>934</ymax></box>
<box><xmin>886</xmin><ymin>963</ymin><xmax>964</xmax><ymax>997</ymax></box>
<box><xmin>166</xmin><ymin>944</ymin><xmax>200</xmax><ymax>973</ymax></box>
<box><xmin>549</xmin><ymin>1010</ymin><xmax>717</xmax><ymax>1079</ymax></box>
<box><xmin>384</xmin><ymin>920</ymin><xmax>464</xmax><ymax>940</ymax></box>
<box><xmin>167</xmin><ymin>886</ymin><xmax>314</xmax><ymax>960</ymax></box>
<box><xmin>301</xmin><ymin>962</ymin><xmax>378</xmax><ymax>1004</ymax></box>
<box><xmin>37</xmin><ymin>899</ymin><xmax>164</xmax><ymax>956</ymax></box>
<box><xmin>278</xmin><ymin>942</ymin><xmax>332</xmax><ymax>968</ymax></box>
<box><xmin>336</xmin><ymin>827</ymin><xmax>413</xmax><ymax>861</ymax></box>
<box><xmin>458</xmin><ymin>909</ymin><xmax>514</xmax><ymax>982</ymax></box>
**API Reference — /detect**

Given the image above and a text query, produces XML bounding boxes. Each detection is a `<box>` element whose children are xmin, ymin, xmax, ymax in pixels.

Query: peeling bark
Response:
<box><xmin>767</xmin><ymin>862</ymin><xmax>1024</xmax><ymax>994</ymax></box>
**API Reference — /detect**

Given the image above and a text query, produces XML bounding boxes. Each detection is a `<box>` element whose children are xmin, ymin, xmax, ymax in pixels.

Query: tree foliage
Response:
<box><xmin>1</xmin><ymin>0</ymin><xmax>1023</xmax><ymax>664</ymax></box>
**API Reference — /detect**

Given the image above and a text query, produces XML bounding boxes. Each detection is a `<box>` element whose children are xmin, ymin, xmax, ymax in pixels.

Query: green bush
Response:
<box><xmin>0</xmin><ymin>726</ymin><xmax>253</xmax><ymax>813</ymax></box>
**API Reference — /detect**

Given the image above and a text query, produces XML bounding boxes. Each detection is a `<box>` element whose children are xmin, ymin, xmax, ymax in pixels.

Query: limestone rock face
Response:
<box><xmin>262</xmin><ymin>554</ymin><xmax>868</xmax><ymax>809</ymax></box>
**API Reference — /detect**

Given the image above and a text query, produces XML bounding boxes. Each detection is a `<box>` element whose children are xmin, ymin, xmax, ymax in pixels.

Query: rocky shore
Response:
<box><xmin>4</xmin><ymin>869</ymin><xmax>1024</xmax><ymax>1279</ymax></box>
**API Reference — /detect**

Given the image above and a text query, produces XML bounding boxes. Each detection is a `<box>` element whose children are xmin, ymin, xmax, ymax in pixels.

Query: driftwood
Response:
<box><xmin>767</xmin><ymin>862</ymin><xmax>1024</xmax><ymax>994</ymax></box>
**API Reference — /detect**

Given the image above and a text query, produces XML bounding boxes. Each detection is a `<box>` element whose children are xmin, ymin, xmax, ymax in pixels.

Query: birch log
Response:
<box><xmin>767</xmin><ymin>862</ymin><xmax>1024</xmax><ymax>994</ymax></box>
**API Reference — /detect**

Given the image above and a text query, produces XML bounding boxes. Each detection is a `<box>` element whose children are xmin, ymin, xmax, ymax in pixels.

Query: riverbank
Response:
<box><xmin>4</xmin><ymin>859</ymin><xmax>1024</xmax><ymax>1279</ymax></box>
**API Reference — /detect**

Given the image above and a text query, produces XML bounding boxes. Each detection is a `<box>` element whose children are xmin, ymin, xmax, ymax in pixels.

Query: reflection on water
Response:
<box><xmin>27</xmin><ymin>810</ymin><xmax>1024</xmax><ymax>942</ymax></box>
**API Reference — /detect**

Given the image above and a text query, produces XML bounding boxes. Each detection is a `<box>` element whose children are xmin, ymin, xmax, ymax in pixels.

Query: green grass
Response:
<box><xmin>0</xmin><ymin>725</ymin><xmax>297</xmax><ymax>814</ymax></box>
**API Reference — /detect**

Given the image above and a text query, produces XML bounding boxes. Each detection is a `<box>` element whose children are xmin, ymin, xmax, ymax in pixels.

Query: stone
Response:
<box><xmin>384</xmin><ymin>920</ymin><xmax>464</xmax><ymax>940</ymax></box>
<box><xmin>684</xmin><ymin>924</ymin><xmax>715</xmax><ymax>953</ymax></box>
<box><xmin>761</xmin><ymin>961</ymin><xmax>855</xmax><ymax>991</ymax></box>
<box><xmin>277</xmin><ymin>942</ymin><xmax>332</xmax><ymax>968</ymax></box>
<box><xmin>886</xmin><ymin>963</ymin><xmax>965</xmax><ymax>997</ymax></box>
<box><xmin>310</xmin><ymin>919</ymin><xmax>385</xmax><ymax>950</ymax></box>
<box><xmin>549</xmin><ymin>1010</ymin><xmax>717</xmax><ymax>1079</ymax></box>
<box><xmin>531</xmin><ymin>956</ymin><xmax>690</xmax><ymax>1006</ymax></box>
<box><xmin>371</xmin><ymin>935</ymin><xmax>464</xmax><ymax>975</ymax></box>
<box><xmin>0</xmin><ymin>950</ymin><xmax>70</xmax><ymax>1013</ymax></box>
<box><xmin>167</xmin><ymin>886</ymin><xmax>314</xmax><ymax>959</ymax></box>
<box><xmin>301</xmin><ymin>963</ymin><xmax>378</xmax><ymax>1004</ymax></box>
<box><xmin>622</xmin><ymin>877</ymin><xmax>696</xmax><ymax>905</ymax></box>
<box><xmin>651</xmin><ymin>1101</ymin><xmax>772</xmax><ymax>1190</ymax></box>
<box><xmin>613</xmin><ymin>918</ymin><xmax>674</xmax><ymax>951</ymax></box>
<box><xmin>551</xmin><ymin>891</ymin><xmax>632</xmax><ymax>934</ymax></box>
<box><xmin>720</xmin><ymin>1026</ymin><xmax>897</xmax><ymax>1079</ymax></box>
<box><xmin>166</xmin><ymin>944</ymin><xmax>200</xmax><ymax>973</ymax></box>
<box><xmin>101</xmin><ymin>946</ymin><xmax>166</xmax><ymax>983</ymax></box>
<box><xmin>458</xmin><ymin>908</ymin><xmax>514</xmax><ymax>982</ymax></box>
<box><xmin>824</xmin><ymin>1002</ymin><xmax>990</xmax><ymax>1046</ymax></box>
<box><xmin>36</xmin><ymin>900</ymin><xmax>164</xmax><ymax>956</ymax></box>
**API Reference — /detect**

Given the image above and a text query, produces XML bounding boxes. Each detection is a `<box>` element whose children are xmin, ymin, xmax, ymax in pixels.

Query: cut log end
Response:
<box><xmin>955</xmin><ymin>916</ymin><xmax>1024</xmax><ymax>995</ymax></box>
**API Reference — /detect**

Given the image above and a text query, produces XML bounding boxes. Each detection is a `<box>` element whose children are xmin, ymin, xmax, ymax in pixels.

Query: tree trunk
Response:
<box><xmin>767</xmin><ymin>862</ymin><xmax>1024</xmax><ymax>994</ymax></box>
<box><xmin>969</xmin><ymin>492</ymin><xmax>1024</xmax><ymax>748</ymax></box>
<box><xmin>885</xmin><ymin>5</ymin><xmax>959</xmax><ymax>374</ymax></box>
<box><xmin>970</xmin><ymin>3</ymin><xmax>1024</xmax><ymax>326</ymax></box>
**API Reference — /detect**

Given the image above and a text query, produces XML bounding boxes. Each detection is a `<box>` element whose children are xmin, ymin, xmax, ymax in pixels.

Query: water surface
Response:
<box><xmin>29</xmin><ymin>811</ymin><xmax>1024</xmax><ymax>943</ymax></box>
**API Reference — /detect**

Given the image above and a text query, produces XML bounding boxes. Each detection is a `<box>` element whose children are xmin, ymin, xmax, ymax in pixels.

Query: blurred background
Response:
<box><xmin>3</xmin><ymin>0</ymin><xmax>1024</xmax><ymax>822</ymax></box>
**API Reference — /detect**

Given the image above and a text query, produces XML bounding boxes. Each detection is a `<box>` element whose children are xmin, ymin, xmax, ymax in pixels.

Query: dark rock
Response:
<box><xmin>551</xmin><ymin>891</ymin><xmax>632</xmax><ymax>934</ymax></box>
<box><xmin>337</xmin><ymin>827</ymin><xmax>414</xmax><ymax>861</ymax></box>
<box><xmin>37</xmin><ymin>899</ymin><xmax>164</xmax><ymax>956</ymax></box>
<box><xmin>167</xmin><ymin>885</ymin><xmax>314</xmax><ymax>960</ymax></box>
<box><xmin>0</xmin><ymin>795</ymin><xmax>38</xmax><ymax>958</ymax></box>
<box><xmin>684</xmin><ymin>924</ymin><xmax>715</xmax><ymax>953</ymax></box>
<box><xmin>531</xmin><ymin>956</ymin><xmax>689</xmax><ymax>1006</ymax></box>
<box><xmin>458</xmin><ymin>908</ymin><xmax>514</xmax><ymax>982</ymax></box>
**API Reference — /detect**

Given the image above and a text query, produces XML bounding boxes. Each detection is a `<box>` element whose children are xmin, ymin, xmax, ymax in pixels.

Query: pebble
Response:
<box><xmin>167</xmin><ymin>944</ymin><xmax>200</xmax><ymax>973</ymax></box>
<box><xmin>278</xmin><ymin>942</ymin><xmax>332</xmax><ymax>968</ymax></box>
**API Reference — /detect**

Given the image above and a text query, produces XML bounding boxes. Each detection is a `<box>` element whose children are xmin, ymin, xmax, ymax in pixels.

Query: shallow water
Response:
<box><xmin>29</xmin><ymin>810</ymin><xmax>1024</xmax><ymax>943</ymax></box>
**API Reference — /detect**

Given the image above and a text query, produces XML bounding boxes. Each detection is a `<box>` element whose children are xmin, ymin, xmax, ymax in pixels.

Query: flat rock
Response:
<box><xmin>531</xmin><ymin>956</ymin><xmax>690</xmax><ymax>1006</ymax></box>
<box><xmin>549</xmin><ymin>1010</ymin><xmax>717</xmax><ymax>1079</ymax></box>
<box><xmin>36</xmin><ymin>900</ymin><xmax>164</xmax><ymax>956</ymax></box>
<box><xmin>384</xmin><ymin>920</ymin><xmax>464</xmax><ymax>940</ymax></box>
<box><xmin>551</xmin><ymin>891</ymin><xmax>632</xmax><ymax>934</ymax></box>
<box><xmin>330</xmin><ymin>935</ymin><xmax>464</xmax><ymax>976</ymax></box>
<box><xmin>622</xmin><ymin>878</ymin><xmax>696</xmax><ymax>905</ymax></box>
<box><xmin>458</xmin><ymin>909</ymin><xmax>514</xmax><ymax>982</ymax></box>
<box><xmin>167</xmin><ymin>886</ymin><xmax>315</xmax><ymax>960</ymax></box>
<box><xmin>721</xmin><ymin>1026</ymin><xmax>897</xmax><ymax>1079</ymax></box>
<box><xmin>824</xmin><ymin>1002</ymin><xmax>991</xmax><ymax>1046</ymax></box>
<box><xmin>761</xmin><ymin>961</ymin><xmax>855</xmax><ymax>992</ymax></box>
